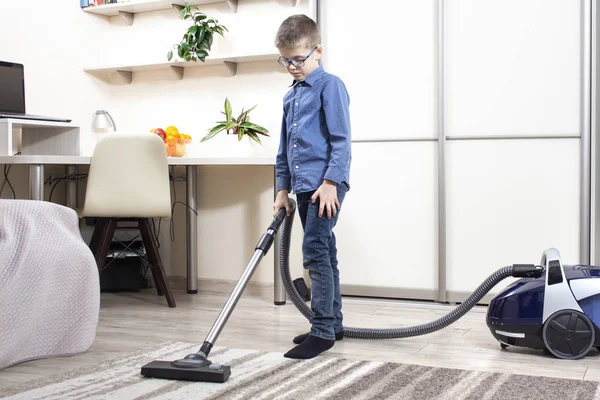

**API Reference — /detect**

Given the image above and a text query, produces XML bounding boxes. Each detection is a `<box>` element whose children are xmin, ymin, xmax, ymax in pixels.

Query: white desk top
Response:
<box><xmin>0</xmin><ymin>118</ymin><xmax>76</xmax><ymax>128</ymax></box>
<box><xmin>0</xmin><ymin>155</ymin><xmax>275</xmax><ymax>166</ymax></box>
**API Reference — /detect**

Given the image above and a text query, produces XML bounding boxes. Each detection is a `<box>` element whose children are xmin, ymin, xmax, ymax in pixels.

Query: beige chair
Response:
<box><xmin>80</xmin><ymin>132</ymin><xmax>176</xmax><ymax>308</ymax></box>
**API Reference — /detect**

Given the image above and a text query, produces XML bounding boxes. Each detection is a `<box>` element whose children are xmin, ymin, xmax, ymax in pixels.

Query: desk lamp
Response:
<box><xmin>92</xmin><ymin>110</ymin><xmax>116</xmax><ymax>133</ymax></box>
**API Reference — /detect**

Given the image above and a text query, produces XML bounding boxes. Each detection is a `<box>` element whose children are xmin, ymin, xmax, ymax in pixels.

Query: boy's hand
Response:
<box><xmin>273</xmin><ymin>190</ymin><xmax>291</xmax><ymax>216</ymax></box>
<box><xmin>311</xmin><ymin>180</ymin><xmax>340</xmax><ymax>219</ymax></box>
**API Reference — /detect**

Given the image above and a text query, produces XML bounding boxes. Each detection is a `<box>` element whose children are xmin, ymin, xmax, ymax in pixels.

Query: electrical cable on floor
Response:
<box><xmin>1</xmin><ymin>152</ymin><xmax>21</xmax><ymax>199</ymax></box>
<box><xmin>46</xmin><ymin>173</ymin><xmax>88</xmax><ymax>203</ymax></box>
<box><xmin>169</xmin><ymin>169</ymin><xmax>197</xmax><ymax>242</ymax></box>
<box><xmin>0</xmin><ymin>165</ymin><xmax>15</xmax><ymax>199</ymax></box>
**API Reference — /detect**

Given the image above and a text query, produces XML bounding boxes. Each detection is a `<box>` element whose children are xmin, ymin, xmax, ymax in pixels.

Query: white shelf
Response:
<box><xmin>83</xmin><ymin>1</ymin><xmax>238</xmax><ymax>24</ymax></box>
<box><xmin>0</xmin><ymin>119</ymin><xmax>80</xmax><ymax>157</ymax></box>
<box><xmin>82</xmin><ymin>0</ymin><xmax>297</xmax><ymax>24</ymax></box>
<box><xmin>83</xmin><ymin>52</ymin><xmax>281</xmax><ymax>84</ymax></box>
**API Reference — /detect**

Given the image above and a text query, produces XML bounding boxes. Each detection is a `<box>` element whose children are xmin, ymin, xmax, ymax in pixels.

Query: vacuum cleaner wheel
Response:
<box><xmin>542</xmin><ymin>310</ymin><xmax>595</xmax><ymax>360</ymax></box>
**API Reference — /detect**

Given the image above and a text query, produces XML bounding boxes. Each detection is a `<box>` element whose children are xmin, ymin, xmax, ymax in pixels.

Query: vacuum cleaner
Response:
<box><xmin>140</xmin><ymin>197</ymin><xmax>600</xmax><ymax>383</ymax></box>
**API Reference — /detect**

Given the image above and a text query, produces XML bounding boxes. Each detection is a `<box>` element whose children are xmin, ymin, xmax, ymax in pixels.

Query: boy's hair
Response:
<box><xmin>275</xmin><ymin>14</ymin><xmax>321</xmax><ymax>50</ymax></box>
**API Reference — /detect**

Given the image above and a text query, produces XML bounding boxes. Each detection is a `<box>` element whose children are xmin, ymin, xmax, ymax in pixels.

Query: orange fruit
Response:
<box><xmin>166</xmin><ymin>126</ymin><xmax>179</xmax><ymax>137</ymax></box>
<box><xmin>179</xmin><ymin>133</ymin><xmax>192</xmax><ymax>144</ymax></box>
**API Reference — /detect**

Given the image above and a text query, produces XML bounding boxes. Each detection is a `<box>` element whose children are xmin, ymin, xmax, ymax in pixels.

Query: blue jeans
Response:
<box><xmin>296</xmin><ymin>182</ymin><xmax>349</xmax><ymax>340</ymax></box>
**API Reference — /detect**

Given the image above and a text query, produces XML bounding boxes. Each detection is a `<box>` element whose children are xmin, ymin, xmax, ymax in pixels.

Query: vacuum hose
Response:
<box><xmin>278</xmin><ymin>201</ymin><xmax>541</xmax><ymax>340</ymax></box>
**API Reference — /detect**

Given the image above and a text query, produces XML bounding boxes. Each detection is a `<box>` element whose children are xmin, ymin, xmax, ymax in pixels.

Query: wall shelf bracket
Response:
<box><xmin>118</xmin><ymin>11</ymin><xmax>134</xmax><ymax>25</ymax></box>
<box><xmin>226</xmin><ymin>0</ymin><xmax>238</xmax><ymax>13</ymax></box>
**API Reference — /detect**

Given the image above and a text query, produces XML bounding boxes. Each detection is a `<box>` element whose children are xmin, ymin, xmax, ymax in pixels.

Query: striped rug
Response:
<box><xmin>1</xmin><ymin>341</ymin><xmax>599</xmax><ymax>400</ymax></box>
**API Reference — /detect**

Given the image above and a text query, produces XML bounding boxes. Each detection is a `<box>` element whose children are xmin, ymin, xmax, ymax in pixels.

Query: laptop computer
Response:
<box><xmin>0</xmin><ymin>61</ymin><xmax>71</xmax><ymax>123</ymax></box>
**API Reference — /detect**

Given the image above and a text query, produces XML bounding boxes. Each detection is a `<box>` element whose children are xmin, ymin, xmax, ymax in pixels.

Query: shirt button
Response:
<box><xmin>293</xmin><ymin>144</ymin><xmax>297</xmax><ymax>147</ymax></box>
<box><xmin>295</xmin><ymin>165</ymin><xmax>299</xmax><ymax>169</ymax></box>
<box><xmin>293</xmin><ymin>123</ymin><xmax>297</xmax><ymax>126</ymax></box>
<box><xmin>295</xmin><ymin>102</ymin><xmax>298</xmax><ymax>105</ymax></box>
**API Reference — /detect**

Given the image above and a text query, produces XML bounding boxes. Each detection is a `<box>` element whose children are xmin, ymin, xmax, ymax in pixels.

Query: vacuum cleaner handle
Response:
<box><xmin>257</xmin><ymin>198</ymin><xmax>297</xmax><ymax>254</ymax></box>
<box><xmin>269</xmin><ymin>198</ymin><xmax>297</xmax><ymax>232</ymax></box>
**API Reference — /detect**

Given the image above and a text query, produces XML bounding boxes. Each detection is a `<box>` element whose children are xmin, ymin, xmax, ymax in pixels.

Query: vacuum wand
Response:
<box><xmin>140</xmin><ymin>200</ymin><xmax>296</xmax><ymax>383</ymax></box>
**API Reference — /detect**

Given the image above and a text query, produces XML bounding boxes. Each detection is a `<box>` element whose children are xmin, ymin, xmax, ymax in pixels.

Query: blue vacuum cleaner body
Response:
<box><xmin>487</xmin><ymin>248</ymin><xmax>600</xmax><ymax>359</ymax></box>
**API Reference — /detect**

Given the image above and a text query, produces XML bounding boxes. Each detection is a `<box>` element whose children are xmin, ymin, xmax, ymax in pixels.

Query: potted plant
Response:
<box><xmin>167</xmin><ymin>2</ymin><xmax>228</xmax><ymax>62</ymax></box>
<box><xmin>202</xmin><ymin>98</ymin><xmax>270</xmax><ymax>144</ymax></box>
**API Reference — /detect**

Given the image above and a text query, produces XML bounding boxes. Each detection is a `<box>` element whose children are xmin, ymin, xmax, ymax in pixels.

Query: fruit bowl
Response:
<box><xmin>151</xmin><ymin>126</ymin><xmax>193</xmax><ymax>158</ymax></box>
<box><xmin>165</xmin><ymin>138</ymin><xmax>191</xmax><ymax>157</ymax></box>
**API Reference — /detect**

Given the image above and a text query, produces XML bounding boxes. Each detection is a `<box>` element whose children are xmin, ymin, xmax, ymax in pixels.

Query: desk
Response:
<box><xmin>0</xmin><ymin>155</ymin><xmax>287</xmax><ymax>303</ymax></box>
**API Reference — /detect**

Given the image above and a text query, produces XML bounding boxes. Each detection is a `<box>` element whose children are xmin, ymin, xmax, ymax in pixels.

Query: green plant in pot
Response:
<box><xmin>167</xmin><ymin>2</ymin><xmax>228</xmax><ymax>62</ymax></box>
<box><xmin>202</xmin><ymin>98</ymin><xmax>270</xmax><ymax>144</ymax></box>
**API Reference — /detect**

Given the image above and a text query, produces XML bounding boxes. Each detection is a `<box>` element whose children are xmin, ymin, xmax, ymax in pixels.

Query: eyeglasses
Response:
<box><xmin>277</xmin><ymin>46</ymin><xmax>318</xmax><ymax>68</ymax></box>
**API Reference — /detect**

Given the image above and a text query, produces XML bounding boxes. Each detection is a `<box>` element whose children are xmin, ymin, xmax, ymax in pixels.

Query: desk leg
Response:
<box><xmin>186</xmin><ymin>165</ymin><xmax>198</xmax><ymax>294</ymax></box>
<box><xmin>65</xmin><ymin>165</ymin><xmax>77</xmax><ymax>209</ymax></box>
<box><xmin>274</xmin><ymin>166</ymin><xmax>286</xmax><ymax>305</ymax></box>
<box><xmin>29</xmin><ymin>165</ymin><xmax>44</xmax><ymax>200</ymax></box>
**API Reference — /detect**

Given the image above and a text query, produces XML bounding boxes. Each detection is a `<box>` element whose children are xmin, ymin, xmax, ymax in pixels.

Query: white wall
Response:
<box><xmin>0</xmin><ymin>0</ymin><xmax>310</xmax><ymax>285</ymax></box>
<box><xmin>0</xmin><ymin>0</ymin><xmax>587</xmax><ymax>301</ymax></box>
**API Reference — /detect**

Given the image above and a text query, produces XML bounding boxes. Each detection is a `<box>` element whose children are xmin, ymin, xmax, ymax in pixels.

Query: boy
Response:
<box><xmin>273</xmin><ymin>14</ymin><xmax>352</xmax><ymax>360</ymax></box>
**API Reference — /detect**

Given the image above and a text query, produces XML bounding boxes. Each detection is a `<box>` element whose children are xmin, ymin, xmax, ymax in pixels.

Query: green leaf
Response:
<box><xmin>201</xmin><ymin>124</ymin><xmax>226</xmax><ymax>142</ymax></box>
<box><xmin>224</xmin><ymin>120</ymin><xmax>237</xmax><ymax>130</ymax></box>
<box><xmin>197</xmin><ymin>26</ymin><xmax>206</xmax><ymax>43</ymax></box>
<box><xmin>195</xmin><ymin>14</ymin><xmax>207</xmax><ymax>21</ymax></box>
<box><xmin>240</xmin><ymin>121</ymin><xmax>269</xmax><ymax>135</ymax></box>
<box><xmin>247</xmin><ymin>131</ymin><xmax>262</xmax><ymax>144</ymax></box>
<box><xmin>251</xmin><ymin>129</ymin><xmax>269</xmax><ymax>137</ymax></box>
<box><xmin>167</xmin><ymin>50</ymin><xmax>173</xmax><ymax>61</ymax></box>
<box><xmin>224</xmin><ymin>98</ymin><xmax>232</xmax><ymax>121</ymax></box>
<box><xmin>237</xmin><ymin>127</ymin><xmax>244</xmax><ymax>141</ymax></box>
<box><xmin>239</xmin><ymin>104</ymin><xmax>256</xmax><ymax>121</ymax></box>
<box><xmin>196</xmin><ymin>50</ymin><xmax>208</xmax><ymax>58</ymax></box>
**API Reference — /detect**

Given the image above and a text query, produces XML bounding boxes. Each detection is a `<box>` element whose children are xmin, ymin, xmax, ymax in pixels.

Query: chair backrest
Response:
<box><xmin>81</xmin><ymin>132</ymin><xmax>171</xmax><ymax>218</ymax></box>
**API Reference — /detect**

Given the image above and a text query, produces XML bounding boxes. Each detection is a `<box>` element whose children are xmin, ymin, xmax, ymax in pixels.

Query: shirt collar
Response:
<box><xmin>289</xmin><ymin>65</ymin><xmax>324</xmax><ymax>87</ymax></box>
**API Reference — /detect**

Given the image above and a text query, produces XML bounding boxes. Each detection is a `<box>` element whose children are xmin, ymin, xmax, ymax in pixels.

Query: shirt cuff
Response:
<box><xmin>276</xmin><ymin>177</ymin><xmax>291</xmax><ymax>192</ymax></box>
<box><xmin>324</xmin><ymin>169</ymin><xmax>343</xmax><ymax>186</ymax></box>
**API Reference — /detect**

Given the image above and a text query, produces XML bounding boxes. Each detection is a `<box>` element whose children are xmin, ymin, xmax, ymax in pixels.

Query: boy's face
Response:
<box><xmin>277</xmin><ymin>44</ymin><xmax>322</xmax><ymax>81</ymax></box>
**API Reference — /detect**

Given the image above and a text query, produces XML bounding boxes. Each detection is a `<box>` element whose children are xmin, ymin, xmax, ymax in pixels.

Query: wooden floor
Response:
<box><xmin>3</xmin><ymin>281</ymin><xmax>600</xmax><ymax>387</ymax></box>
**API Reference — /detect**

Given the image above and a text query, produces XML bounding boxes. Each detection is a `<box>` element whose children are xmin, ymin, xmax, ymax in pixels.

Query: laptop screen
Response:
<box><xmin>0</xmin><ymin>62</ymin><xmax>25</xmax><ymax>114</ymax></box>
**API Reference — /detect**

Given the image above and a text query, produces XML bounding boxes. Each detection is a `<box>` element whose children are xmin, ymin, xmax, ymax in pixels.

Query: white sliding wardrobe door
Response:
<box><xmin>320</xmin><ymin>0</ymin><xmax>437</xmax><ymax>141</ymax></box>
<box><xmin>445</xmin><ymin>0</ymin><xmax>582</xmax><ymax>299</ymax></box>
<box><xmin>445</xmin><ymin>0</ymin><xmax>581</xmax><ymax>137</ymax></box>
<box><xmin>336</xmin><ymin>142</ymin><xmax>438</xmax><ymax>294</ymax></box>
<box><xmin>321</xmin><ymin>0</ymin><xmax>439</xmax><ymax>296</ymax></box>
<box><xmin>446</xmin><ymin>139</ymin><xmax>580</xmax><ymax>294</ymax></box>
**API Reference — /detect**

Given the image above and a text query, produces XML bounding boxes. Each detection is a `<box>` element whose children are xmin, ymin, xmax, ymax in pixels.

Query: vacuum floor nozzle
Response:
<box><xmin>141</xmin><ymin>359</ymin><xmax>231</xmax><ymax>383</ymax></box>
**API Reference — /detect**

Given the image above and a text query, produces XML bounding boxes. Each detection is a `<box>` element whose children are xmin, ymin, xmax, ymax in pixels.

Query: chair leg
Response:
<box><xmin>139</xmin><ymin>218</ymin><xmax>176</xmax><ymax>308</ymax></box>
<box><xmin>138</xmin><ymin>219</ymin><xmax>163</xmax><ymax>296</ymax></box>
<box><xmin>88</xmin><ymin>218</ymin><xmax>106</xmax><ymax>257</ymax></box>
<box><xmin>134</xmin><ymin>218</ymin><xmax>164</xmax><ymax>296</ymax></box>
<box><xmin>96</xmin><ymin>218</ymin><xmax>118</xmax><ymax>274</ymax></box>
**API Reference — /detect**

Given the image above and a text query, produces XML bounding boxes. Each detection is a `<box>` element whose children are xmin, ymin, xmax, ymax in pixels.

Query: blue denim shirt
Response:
<box><xmin>275</xmin><ymin>66</ymin><xmax>352</xmax><ymax>194</ymax></box>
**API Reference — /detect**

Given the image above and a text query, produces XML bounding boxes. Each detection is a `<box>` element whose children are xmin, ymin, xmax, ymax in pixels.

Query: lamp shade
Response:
<box><xmin>92</xmin><ymin>110</ymin><xmax>116</xmax><ymax>132</ymax></box>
